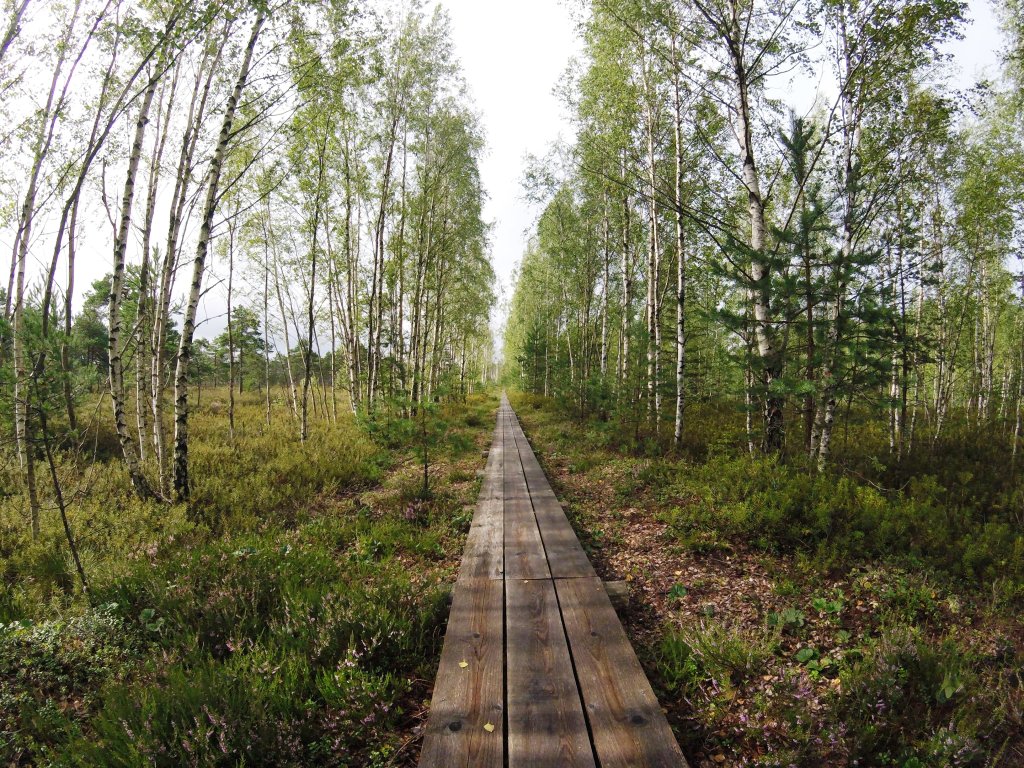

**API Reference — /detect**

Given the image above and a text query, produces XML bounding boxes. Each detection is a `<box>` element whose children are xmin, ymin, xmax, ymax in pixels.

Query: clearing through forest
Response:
<box><xmin>419</xmin><ymin>395</ymin><xmax>688</xmax><ymax>767</ymax></box>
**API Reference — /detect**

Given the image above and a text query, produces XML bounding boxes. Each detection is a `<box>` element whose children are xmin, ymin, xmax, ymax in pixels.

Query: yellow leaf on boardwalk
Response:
<box><xmin>483</xmin><ymin>723</ymin><xmax>495</xmax><ymax>733</ymax></box>
<box><xmin>458</xmin><ymin>660</ymin><xmax>468</xmax><ymax>668</ymax></box>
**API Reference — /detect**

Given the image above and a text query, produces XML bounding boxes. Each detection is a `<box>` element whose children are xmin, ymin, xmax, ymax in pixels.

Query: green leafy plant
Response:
<box><xmin>138</xmin><ymin>608</ymin><xmax>164</xmax><ymax>634</ymax></box>
<box><xmin>795</xmin><ymin>646</ymin><xmax>817</xmax><ymax>664</ymax></box>
<box><xmin>767</xmin><ymin>607</ymin><xmax>806</xmax><ymax>632</ymax></box>
<box><xmin>810</xmin><ymin>596</ymin><xmax>844</xmax><ymax>616</ymax></box>
<box><xmin>936</xmin><ymin>670</ymin><xmax>963</xmax><ymax>703</ymax></box>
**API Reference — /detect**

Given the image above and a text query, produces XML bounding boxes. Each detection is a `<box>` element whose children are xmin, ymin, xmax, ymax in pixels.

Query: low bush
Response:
<box><xmin>656</xmin><ymin>619</ymin><xmax>779</xmax><ymax>697</ymax></box>
<box><xmin>831</xmin><ymin>625</ymin><xmax>999</xmax><ymax>767</ymax></box>
<box><xmin>0</xmin><ymin>387</ymin><xmax>500</xmax><ymax>766</ymax></box>
<box><xmin>659</xmin><ymin>452</ymin><xmax>1024</xmax><ymax>590</ymax></box>
<box><xmin>0</xmin><ymin>604</ymin><xmax>142</xmax><ymax>763</ymax></box>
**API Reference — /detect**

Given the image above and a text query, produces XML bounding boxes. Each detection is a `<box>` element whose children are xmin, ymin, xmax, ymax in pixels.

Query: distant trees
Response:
<box><xmin>505</xmin><ymin>0</ymin><xmax>1024</xmax><ymax>466</ymax></box>
<box><xmin>0</xmin><ymin>0</ymin><xmax>495</xmax><ymax>522</ymax></box>
<box><xmin>215</xmin><ymin>308</ymin><xmax>264</xmax><ymax>394</ymax></box>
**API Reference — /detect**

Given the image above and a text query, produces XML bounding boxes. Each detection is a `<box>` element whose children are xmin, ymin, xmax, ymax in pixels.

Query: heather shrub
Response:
<box><xmin>0</xmin><ymin>387</ymin><xmax>499</xmax><ymax>766</ymax></box>
<box><xmin>831</xmin><ymin>625</ymin><xmax>991</xmax><ymax>767</ymax></box>
<box><xmin>0</xmin><ymin>605</ymin><xmax>141</xmax><ymax>763</ymax></box>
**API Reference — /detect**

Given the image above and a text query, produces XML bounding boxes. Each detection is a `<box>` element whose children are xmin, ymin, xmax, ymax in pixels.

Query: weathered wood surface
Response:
<box><xmin>557</xmin><ymin>576</ymin><xmax>689</xmax><ymax>767</ymax></box>
<box><xmin>420</xmin><ymin>396</ymin><xmax>688</xmax><ymax>768</ymax></box>
<box><xmin>506</xmin><ymin>576</ymin><xmax>596</xmax><ymax>768</ymax></box>
<box><xmin>418</xmin><ymin>577</ymin><xmax>505</xmax><ymax>767</ymax></box>
<box><xmin>458</xmin><ymin>410</ymin><xmax>504</xmax><ymax>582</ymax></box>
<box><xmin>420</xmin><ymin>410</ymin><xmax>506</xmax><ymax>765</ymax></box>
<box><xmin>502</xmin><ymin>409</ymin><xmax>550</xmax><ymax>580</ymax></box>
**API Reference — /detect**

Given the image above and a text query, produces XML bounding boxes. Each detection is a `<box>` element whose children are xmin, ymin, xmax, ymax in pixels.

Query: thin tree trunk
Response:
<box><xmin>671</xmin><ymin>33</ymin><xmax>687</xmax><ymax>448</ymax></box>
<box><xmin>815</xmin><ymin>8</ymin><xmax>860</xmax><ymax>470</ymax></box>
<box><xmin>326</xmin><ymin>224</ymin><xmax>339</xmax><ymax>422</ymax></box>
<box><xmin>619</xmin><ymin>151</ymin><xmax>632</xmax><ymax>401</ymax></box>
<box><xmin>11</xmin><ymin>0</ymin><xmax>85</xmax><ymax>533</ymax></box>
<box><xmin>0</xmin><ymin>0</ymin><xmax>31</xmax><ymax>65</ymax></box>
<box><xmin>300</xmin><ymin>130</ymin><xmax>327</xmax><ymax>443</ymax></box>
<box><xmin>368</xmin><ymin>111</ymin><xmax>401</xmax><ymax>410</ymax></box>
<box><xmin>173</xmin><ymin>12</ymin><xmax>265</xmax><ymax>500</ymax></box>
<box><xmin>38</xmin><ymin>406</ymin><xmax>88</xmax><ymax>593</ymax></box>
<box><xmin>136</xmin><ymin>75</ymin><xmax>176</xmax><ymax>460</ymax></box>
<box><xmin>264</xmin><ymin>222</ymin><xmax>272</xmax><ymax>426</ymax></box>
<box><xmin>600</xmin><ymin>190</ymin><xmax>611</xmax><ymax>379</ymax></box>
<box><xmin>227</xmin><ymin>213</ymin><xmax>237</xmax><ymax>443</ymax></box>
<box><xmin>342</xmin><ymin>137</ymin><xmax>361</xmax><ymax>413</ymax></box>
<box><xmin>714</xmin><ymin>0</ymin><xmax>783</xmax><ymax>452</ymax></box>
<box><xmin>645</xmin><ymin>69</ymin><xmax>659</xmax><ymax>430</ymax></box>
<box><xmin>153</xmin><ymin>35</ymin><xmax>222</xmax><ymax>496</ymax></box>
<box><xmin>1013</xmin><ymin>337</ymin><xmax>1023</xmax><ymax>468</ymax></box>
<box><xmin>109</xmin><ymin>74</ymin><xmax>160</xmax><ymax>500</ymax></box>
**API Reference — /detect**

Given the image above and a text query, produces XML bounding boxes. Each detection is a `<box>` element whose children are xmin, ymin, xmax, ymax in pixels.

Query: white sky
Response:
<box><xmin>428</xmin><ymin>0</ymin><xmax>584</xmax><ymax>335</ymax></box>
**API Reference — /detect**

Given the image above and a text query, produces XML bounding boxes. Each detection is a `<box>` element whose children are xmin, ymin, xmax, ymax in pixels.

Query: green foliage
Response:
<box><xmin>767</xmin><ymin>607</ymin><xmax>806</xmax><ymax>633</ymax></box>
<box><xmin>92</xmin><ymin>527</ymin><xmax>446</xmax><ymax>666</ymax></box>
<box><xmin>0</xmin><ymin>387</ymin><xmax>499</xmax><ymax>765</ymax></box>
<box><xmin>188</xmin><ymin>404</ymin><xmax>380</xmax><ymax>530</ymax></box>
<box><xmin>659</xmin><ymin>448</ymin><xmax>1024</xmax><ymax>591</ymax></box>
<box><xmin>656</xmin><ymin>620</ymin><xmax>779</xmax><ymax>697</ymax></box>
<box><xmin>832</xmin><ymin>625</ymin><xmax>993</xmax><ymax>766</ymax></box>
<box><xmin>67</xmin><ymin>544</ymin><xmax>447</xmax><ymax>767</ymax></box>
<box><xmin>0</xmin><ymin>605</ymin><xmax>141</xmax><ymax>763</ymax></box>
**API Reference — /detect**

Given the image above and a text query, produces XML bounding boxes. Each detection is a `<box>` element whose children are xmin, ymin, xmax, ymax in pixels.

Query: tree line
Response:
<box><xmin>504</xmin><ymin>0</ymin><xmax>1024</xmax><ymax>467</ymax></box>
<box><xmin>0</xmin><ymin>0</ymin><xmax>495</xmax><ymax>544</ymax></box>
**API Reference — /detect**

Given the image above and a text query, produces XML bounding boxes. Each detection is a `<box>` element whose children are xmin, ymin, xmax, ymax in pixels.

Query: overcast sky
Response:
<box><xmin>431</xmin><ymin>0</ymin><xmax>1005</xmax><ymax>337</ymax></box>
<box><xmin>424</xmin><ymin>0</ymin><xmax>584</xmax><ymax>334</ymax></box>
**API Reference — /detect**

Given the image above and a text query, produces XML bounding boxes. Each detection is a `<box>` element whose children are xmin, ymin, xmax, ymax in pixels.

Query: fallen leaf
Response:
<box><xmin>483</xmin><ymin>722</ymin><xmax>495</xmax><ymax>733</ymax></box>
<box><xmin>459</xmin><ymin>660</ymin><xmax>468</xmax><ymax>669</ymax></box>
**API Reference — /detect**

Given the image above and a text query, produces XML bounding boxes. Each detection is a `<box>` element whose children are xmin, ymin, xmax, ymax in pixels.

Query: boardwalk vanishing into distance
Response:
<box><xmin>419</xmin><ymin>395</ymin><xmax>688</xmax><ymax>768</ymax></box>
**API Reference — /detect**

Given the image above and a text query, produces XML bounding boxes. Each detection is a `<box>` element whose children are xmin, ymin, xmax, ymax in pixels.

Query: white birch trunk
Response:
<box><xmin>173</xmin><ymin>13</ymin><xmax>264</xmax><ymax>499</ymax></box>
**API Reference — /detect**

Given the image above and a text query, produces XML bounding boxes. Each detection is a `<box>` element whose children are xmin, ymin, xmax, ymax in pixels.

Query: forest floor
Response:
<box><xmin>510</xmin><ymin>393</ymin><xmax>1024</xmax><ymax>768</ymax></box>
<box><xmin>0</xmin><ymin>389</ymin><xmax>500</xmax><ymax>767</ymax></box>
<box><xmin>4</xmin><ymin>390</ymin><xmax>1022</xmax><ymax>766</ymax></box>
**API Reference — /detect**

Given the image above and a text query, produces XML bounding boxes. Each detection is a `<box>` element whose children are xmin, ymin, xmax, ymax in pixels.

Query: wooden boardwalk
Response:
<box><xmin>420</xmin><ymin>396</ymin><xmax>689</xmax><ymax>768</ymax></box>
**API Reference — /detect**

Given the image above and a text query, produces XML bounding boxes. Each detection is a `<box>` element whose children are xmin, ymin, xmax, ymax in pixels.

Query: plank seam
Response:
<box><xmin>510</xmin><ymin>417</ymin><xmax>594</xmax><ymax>580</ymax></box>
<box><xmin>507</xmin><ymin>411</ymin><xmax>603</xmax><ymax>764</ymax></box>
<box><xmin>501</xmin><ymin>408</ymin><xmax>510</xmax><ymax>768</ymax></box>
<box><xmin>550</xmin><ymin>573</ymin><xmax>603</xmax><ymax>765</ymax></box>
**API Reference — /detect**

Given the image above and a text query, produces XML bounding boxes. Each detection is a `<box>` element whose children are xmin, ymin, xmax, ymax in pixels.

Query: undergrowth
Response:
<box><xmin>511</xmin><ymin>391</ymin><xmax>1024</xmax><ymax>768</ymax></box>
<box><xmin>0</xmin><ymin>388</ymin><xmax>499</xmax><ymax>766</ymax></box>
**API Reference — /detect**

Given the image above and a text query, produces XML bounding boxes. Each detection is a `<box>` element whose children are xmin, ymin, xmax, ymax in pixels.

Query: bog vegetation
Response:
<box><xmin>502</xmin><ymin>0</ymin><xmax>1024</xmax><ymax>765</ymax></box>
<box><xmin>3</xmin><ymin>0</ymin><xmax>1024</xmax><ymax>765</ymax></box>
<box><xmin>1</xmin><ymin>0</ymin><xmax>496</xmax><ymax>763</ymax></box>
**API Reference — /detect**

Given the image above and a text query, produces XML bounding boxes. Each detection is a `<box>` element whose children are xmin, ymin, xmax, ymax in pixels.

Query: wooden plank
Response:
<box><xmin>419</xmin><ymin>577</ymin><xmax>505</xmax><ymax>768</ymax></box>
<box><xmin>554</xmin><ymin>576</ymin><xmax>688</xmax><ymax>768</ymax></box>
<box><xmin>503</xmin><ymin>415</ymin><xmax>549</xmax><ymax>580</ymax></box>
<box><xmin>532</xmin><ymin>499</ymin><xmax>594</xmax><ymax>579</ymax></box>
<box><xmin>459</xmin><ymin>412</ymin><xmax>505</xmax><ymax>581</ymax></box>
<box><xmin>459</xmin><ymin>500</ymin><xmax>504</xmax><ymax>581</ymax></box>
<box><xmin>506</xmin><ymin>577</ymin><xmax>596</xmax><ymax>768</ymax></box>
<box><xmin>506</xmin><ymin>424</ymin><xmax>593</xmax><ymax>579</ymax></box>
<box><xmin>504</xmin><ymin>493</ymin><xmax>549</xmax><ymax>579</ymax></box>
<box><xmin>502</xmin><ymin>445</ymin><xmax>532</xmax><ymax>501</ymax></box>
